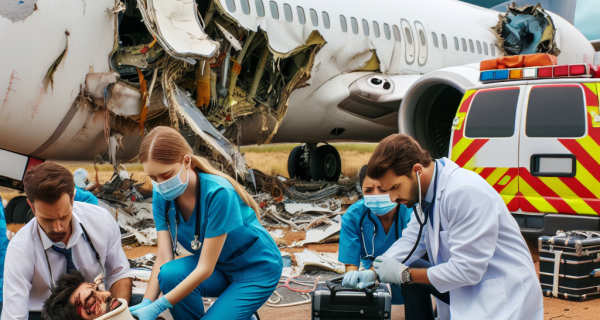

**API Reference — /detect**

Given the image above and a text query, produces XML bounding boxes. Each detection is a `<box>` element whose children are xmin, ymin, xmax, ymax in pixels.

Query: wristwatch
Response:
<box><xmin>401</xmin><ymin>268</ymin><xmax>414</xmax><ymax>284</ymax></box>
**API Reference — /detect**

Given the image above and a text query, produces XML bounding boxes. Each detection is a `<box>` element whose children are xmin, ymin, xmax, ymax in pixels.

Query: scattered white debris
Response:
<box><xmin>293</xmin><ymin>249</ymin><xmax>344</xmax><ymax>275</ymax></box>
<box><xmin>269</xmin><ymin>229</ymin><xmax>285</xmax><ymax>239</ymax></box>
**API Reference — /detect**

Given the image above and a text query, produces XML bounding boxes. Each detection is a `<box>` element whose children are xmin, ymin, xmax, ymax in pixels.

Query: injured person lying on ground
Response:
<box><xmin>41</xmin><ymin>270</ymin><xmax>157</xmax><ymax>320</ymax></box>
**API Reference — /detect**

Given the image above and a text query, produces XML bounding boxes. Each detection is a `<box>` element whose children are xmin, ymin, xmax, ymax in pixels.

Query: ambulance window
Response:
<box><xmin>441</xmin><ymin>34</ymin><xmax>447</xmax><ymax>49</ymax></box>
<box><xmin>256</xmin><ymin>0</ymin><xmax>265</xmax><ymax>17</ymax></box>
<box><xmin>454</xmin><ymin>37</ymin><xmax>459</xmax><ymax>51</ymax></box>
<box><xmin>483</xmin><ymin>42</ymin><xmax>489</xmax><ymax>55</ymax></box>
<box><xmin>241</xmin><ymin>0</ymin><xmax>251</xmax><ymax>15</ymax></box>
<box><xmin>270</xmin><ymin>1</ymin><xmax>279</xmax><ymax>19</ymax></box>
<box><xmin>432</xmin><ymin>32</ymin><xmax>438</xmax><ymax>48</ymax></box>
<box><xmin>283</xmin><ymin>4</ymin><xmax>292</xmax><ymax>22</ymax></box>
<box><xmin>465</xmin><ymin>88</ymin><xmax>520</xmax><ymax>138</ymax></box>
<box><xmin>384</xmin><ymin>24</ymin><xmax>391</xmax><ymax>40</ymax></box>
<box><xmin>322</xmin><ymin>12</ymin><xmax>330</xmax><ymax>29</ymax></box>
<box><xmin>340</xmin><ymin>15</ymin><xmax>347</xmax><ymax>32</ymax></box>
<box><xmin>526</xmin><ymin>86</ymin><xmax>586</xmax><ymax>138</ymax></box>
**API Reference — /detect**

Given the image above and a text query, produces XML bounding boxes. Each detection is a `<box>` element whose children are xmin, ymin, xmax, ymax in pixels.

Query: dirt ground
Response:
<box><xmin>123</xmin><ymin>239</ymin><xmax>600</xmax><ymax>320</ymax></box>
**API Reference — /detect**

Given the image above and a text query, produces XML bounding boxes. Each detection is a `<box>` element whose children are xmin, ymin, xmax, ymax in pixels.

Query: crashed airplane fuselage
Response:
<box><xmin>0</xmin><ymin>0</ymin><xmax>595</xmax><ymax>185</ymax></box>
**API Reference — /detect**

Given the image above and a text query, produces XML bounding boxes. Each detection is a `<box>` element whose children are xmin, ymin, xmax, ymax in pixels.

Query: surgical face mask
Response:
<box><xmin>363</xmin><ymin>194</ymin><xmax>398</xmax><ymax>216</ymax></box>
<box><xmin>152</xmin><ymin>161</ymin><xmax>190</xmax><ymax>201</ymax></box>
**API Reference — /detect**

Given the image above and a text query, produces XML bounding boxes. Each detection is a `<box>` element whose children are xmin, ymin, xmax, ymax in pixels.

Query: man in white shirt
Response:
<box><xmin>2</xmin><ymin>163</ymin><xmax>133</xmax><ymax>320</ymax></box>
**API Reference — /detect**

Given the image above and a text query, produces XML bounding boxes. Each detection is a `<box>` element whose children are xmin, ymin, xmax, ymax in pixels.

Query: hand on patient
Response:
<box><xmin>342</xmin><ymin>270</ymin><xmax>378</xmax><ymax>290</ymax></box>
<box><xmin>129</xmin><ymin>296</ymin><xmax>173</xmax><ymax>320</ymax></box>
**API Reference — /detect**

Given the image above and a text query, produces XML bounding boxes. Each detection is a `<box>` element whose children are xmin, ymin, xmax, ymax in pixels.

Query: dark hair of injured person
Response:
<box><xmin>42</xmin><ymin>270</ymin><xmax>86</xmax><ymax>320</ymax></box>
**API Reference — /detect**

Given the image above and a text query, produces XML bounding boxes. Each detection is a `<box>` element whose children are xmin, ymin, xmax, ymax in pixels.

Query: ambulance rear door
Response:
<box><xmin>449</xmin><ymin>86</ymin><xmax>523</xmax><ymax>211</ymax></box>
<box><xmin>518</xmin><ymin>83</ymin><xmax>600</xmax><ymax>221</ymax></box>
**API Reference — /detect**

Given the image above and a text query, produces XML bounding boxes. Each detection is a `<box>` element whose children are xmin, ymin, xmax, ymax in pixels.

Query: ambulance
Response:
<box><xmin>448</xmin><ymin>55</ymin><xmax>600</xmax><ymax>237</ymax></box>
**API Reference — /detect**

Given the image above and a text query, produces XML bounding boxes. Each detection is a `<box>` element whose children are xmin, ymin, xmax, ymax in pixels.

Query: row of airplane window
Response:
<box><xmin>225</xmin><ymin>0</ymin><xmax>495</xmax><ymax>57</ymax></box>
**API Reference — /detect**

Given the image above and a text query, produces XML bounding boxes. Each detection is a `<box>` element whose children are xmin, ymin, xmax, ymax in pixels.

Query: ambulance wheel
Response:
<box><xmin>309</xmin><ymin>145</ymin><xmax>341</xmax><ymax>182</ymax></box>
<box><xmin>287</xmin><ymin>145</ymin><xmax>310</xmax><ymax>180</ymax></box>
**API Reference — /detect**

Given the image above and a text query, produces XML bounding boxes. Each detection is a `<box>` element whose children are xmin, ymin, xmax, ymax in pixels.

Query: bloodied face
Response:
<box><xmin>69</xmin><ymin>283</ymin><xmax>122</xmax><ymax>319</ymax></box>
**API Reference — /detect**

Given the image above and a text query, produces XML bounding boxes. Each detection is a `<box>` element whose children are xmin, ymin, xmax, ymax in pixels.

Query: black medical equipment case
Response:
<box><xmin>539</xmin><ymin>231</ymin><xmax>600</xmax><ymax>301</ymax></box>
<box><xmin>311</xmin><ymin>277</ymin><xmax>392</xmax><ymax>319</ymax></box>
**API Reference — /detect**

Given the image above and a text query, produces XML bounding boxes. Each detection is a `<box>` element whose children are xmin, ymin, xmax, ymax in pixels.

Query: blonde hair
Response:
<box><xmin>139</xmin><ymin>126</ymin><xmax>261</xmax><ymax>219</ymax></box>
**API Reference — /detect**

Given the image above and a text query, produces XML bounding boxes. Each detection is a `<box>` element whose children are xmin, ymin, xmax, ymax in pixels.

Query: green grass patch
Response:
<box><xmin>240</xmin><ymin>143</ymin><xmax>378</xmax><ymax>154</ymax></box>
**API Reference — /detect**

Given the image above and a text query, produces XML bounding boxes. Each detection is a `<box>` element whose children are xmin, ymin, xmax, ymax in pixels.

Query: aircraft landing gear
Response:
<box><xmin>287</xmin><ymin>143</ymin><xmax>341</xmax><ymax>182</ymax></box>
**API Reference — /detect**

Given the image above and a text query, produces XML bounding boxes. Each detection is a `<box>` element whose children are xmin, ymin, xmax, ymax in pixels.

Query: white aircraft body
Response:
<box><xmin>0</xmin><ymin>0</ymin><xmax>595</xmax><ymax>184</ymax></box>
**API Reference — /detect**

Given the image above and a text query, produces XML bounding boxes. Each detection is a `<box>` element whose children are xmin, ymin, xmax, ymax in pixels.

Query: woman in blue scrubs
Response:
<box><xmin>130</xmin><ymin>126</ymin><xmax>282</xmax><ymax>320</ymax></box>
<box><xmin>339</xmin><ymin>165</ymin><xmax>414</xmax><ymax>304</ymax></box>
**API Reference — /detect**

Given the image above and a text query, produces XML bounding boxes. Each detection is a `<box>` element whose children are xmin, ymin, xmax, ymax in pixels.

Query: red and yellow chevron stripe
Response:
<box><xmin>468</xmin><ymin>167</ymin><xmax>519</xmax><ymax>211</ymax></box>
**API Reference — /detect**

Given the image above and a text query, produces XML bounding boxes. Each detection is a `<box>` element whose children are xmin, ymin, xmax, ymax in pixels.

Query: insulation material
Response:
<box><xmin>136</xmin><ymin>0</ymin><xmax>219</xmax><ymax>63</ymax></box>
<box><xmin>494</xmin><ymin>3</ymin><xmax>560</xmax><ymax>56</ymax></box>
<box><xmin>293</xmin><ymin>215</ymin><xmax>341</xmax><ymax>247</ymax></box>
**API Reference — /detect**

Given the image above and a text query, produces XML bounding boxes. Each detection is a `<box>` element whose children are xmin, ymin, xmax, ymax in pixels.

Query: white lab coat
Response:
<box><xmin>384</xmin><ymin>158</ymin><xmax>543</xmax><ymax>320</ymax></box>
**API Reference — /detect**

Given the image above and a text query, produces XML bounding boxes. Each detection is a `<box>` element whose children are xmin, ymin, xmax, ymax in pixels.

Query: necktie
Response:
<box><xmin>421</xmin><ymin>199</ymin><xmax>434</xmax><ymax>227</ymax></box>
<box><xmin>52</xmin><ymin>245</ymin><xmax>77</xmax><ymax>273</ymax></box>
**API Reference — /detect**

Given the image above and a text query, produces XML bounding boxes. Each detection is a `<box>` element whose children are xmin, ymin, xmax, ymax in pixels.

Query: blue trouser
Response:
<box><xmin>158</xmin><ymin>256</ymin><xmax>280</xmax><ymax>320</ymax></box>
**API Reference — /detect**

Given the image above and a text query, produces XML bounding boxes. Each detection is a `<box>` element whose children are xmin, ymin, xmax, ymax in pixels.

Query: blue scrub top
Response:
<box><xmin>339</xmin><ymin>199</ymin><xmax>412</xmax><ymax>269</ymax></box>
<box><xmin>0</xmin><ymin>197</ymin><xmax>8</xmax><ymax>303</ymax></box>
<box><xmin>74</xmin><ymin>187</ymin><xmax>99</xmax><ymax>205</ymax></box>
<box><xmin>153</xmin><ymin>172</ymin><xmax>282</xmax><ymax>281</ymax></box>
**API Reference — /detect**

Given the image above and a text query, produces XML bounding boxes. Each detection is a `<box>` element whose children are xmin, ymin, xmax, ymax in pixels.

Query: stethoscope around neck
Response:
<box><xmin>360</xmin><ymin>205</ymin><xmax>401</xmax><ymax>262</ymax></box>
<box><xmin>164</xmin><ymin>171</ymin><xmax>202</xmax><ymax>257</ymax></box>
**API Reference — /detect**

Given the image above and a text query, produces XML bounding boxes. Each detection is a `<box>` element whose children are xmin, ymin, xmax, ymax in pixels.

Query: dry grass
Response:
<box><xmin>243</xmin><ymin>143</ymin><xmax>376</xmax><ymax>178</ymax></box>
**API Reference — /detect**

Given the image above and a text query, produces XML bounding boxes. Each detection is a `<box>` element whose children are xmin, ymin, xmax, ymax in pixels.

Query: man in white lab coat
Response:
<box><xmin>368</xmin><ymin>134</ymin><xmax>543</xmax><ymax>320</ymax></box>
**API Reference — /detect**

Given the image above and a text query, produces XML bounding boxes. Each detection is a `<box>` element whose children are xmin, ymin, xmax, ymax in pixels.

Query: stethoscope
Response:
<box><xmin>164</xmin><ymin>172</ymin><xmax>202</xmax><ymax>256</ymax></box>
<box><xmin>402</xmin><ymin>160</ymin><xmax>439</xmax><ymax>264</ymax></box>
<box><xmin>39</xmin><ymin>223</ymin><xmax>105</xmax><ymax>289</ymax></box>
<box><xmin>359</xmin><ymin>205</ymin><xmax>401</xmax><ymax>262</ymax></box>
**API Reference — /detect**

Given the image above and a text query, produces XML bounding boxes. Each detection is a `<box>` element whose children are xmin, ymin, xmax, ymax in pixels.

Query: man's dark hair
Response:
<box><xmin>42</xmin><ymin>270</ymin><xmax>85</xmax><ymax>320</ymax></box>
<box><xmin>359</xmin><ymin>165</ymin><xmax>368</xmax><ymax>188</ymax></box>
<box><xmin>368</xmin><ymin>134</ymin><xmax>432</xmax><ymax>179</ymax></box>
<box><xmin>23</xmin><ymin>162</ymin><xmax>74</xmax><ymax>204</ymax></box>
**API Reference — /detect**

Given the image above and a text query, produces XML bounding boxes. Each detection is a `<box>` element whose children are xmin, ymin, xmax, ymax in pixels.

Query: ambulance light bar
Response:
<box><xmin>480</xmin><ymin>64</ymin><xmax>591</xmax><ymax>83</ymax></box>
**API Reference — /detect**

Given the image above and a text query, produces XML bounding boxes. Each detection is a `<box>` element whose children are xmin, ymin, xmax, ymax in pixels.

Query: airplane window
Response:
<box><xmin>225</xmin><ymin>0</ymin><xmax>236</xmax><ymax>12</ymax></box>
<box><xmin>419</xmin><ymin>30</ymin><xmax>426</xmax><ymax>46</ymax></box>
<box><xmin>476</xmin><ymin>40</ymin><xmax>482</xmax><ymax>54</ymax></box>
<box><xmin>483</xmin><ymin>41</ymin><xmax>489</xmax><ymax>55</ymax></box>
<box><xmin>491</xmin><ymin>43</ymin><xmax>496</xmax><ymax>56</ymax></box>
<box><xmin>373</xmin><ymin>21</ymin><xmax>380</xmax><ymax>38</ymax></box>
<box><xmin>255</xmin><ymin>0</ymin><xmax>265</xmax><ymax>17</ymax></box>
<box><xmin>404</xmin><ymin>28</ymin><xmax>413</xmax><ymax>44</ymax></box>
<box><xmin>461</xmin><ymin>38</ymin><xmax>467</xmax><ymax>52</ymax></box>
<box><xmin>283</xmin><ymin>4</ymin><xmax>293</xmax><ymax>22</ymax></box>
<box><xmin>432</xmin><ymin>32</ymin><xmax>438</xmax><ymax>48</ymax></box>
<box><xmin>469</xmin><ymin>39</ymin><xmax>474</xmax><ymax>53</ymax></box>
<box><xmin>297</xmin><ymin>6</ymin><xmax>305</xmax><ymax>24</ymax></box>
<box><xmin>270</xmin><ymin>1</ymin><xmax>279</xmax><ymax>19</ymax></box>
<box><xmin>393</xmin><ymin>25</ymin><xmax>401</xmax><ymax>42</ymax></box>
<box><xmin>384</xmin><ymin>23</ymin><xmax>391</xmax><ymax>40</ymax></box>
<box><xmin>241</xmin><ymin>0</ymin><xmax>251</xmax><ymax>15</ymax></box>
<box><xmin>310</xmin><ymin>9</ymin><xmax>318</xmax><ymax>27</ymax></box>
<box><xmin>322</xmin><ymin>12</ymin><xmax>330</xmax><ymax>29</ymax></box>
<box><xmin>441</xmin><ymin>34</ymin><xmax>447</xmax><ymax>49</ymax></box>
<box><xmin>340</xmin><ymin>15</ymin><xmax>347</xmax><ymax>33</ymax></box>
<box><xmin>454</xmin><ymin>37</ymin><xmax>459</xmax><ymax>50</ymax></box>
<box><xmin>362</xmin><ymin>19</ymin><xmax>369</xmax><ymax>36</ymax></box>
<box><xmin>351</xmin><ymin>17</ymin><xmax>359</xmax><ymax>34</ymax></box>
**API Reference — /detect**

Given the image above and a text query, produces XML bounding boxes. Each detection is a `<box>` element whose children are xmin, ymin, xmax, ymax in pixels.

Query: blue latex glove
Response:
<box><xmin>128</xmin><ymin>298</ymin><xmax>152</xmax><ymax>312</ymax></box>
<box><xmin>130</xmin><ymin>296</ymin><xmax>173</xmax><ymax>320</ymax></box>
<box><xmin>342</xmin><ymin>270</ymin><xmax>377</xmax><ymax>289</ymax></box>
<box><xmin>373</xmin><ymin>255</ymin><xmax>408</xmax><ymax>286</ymax></box>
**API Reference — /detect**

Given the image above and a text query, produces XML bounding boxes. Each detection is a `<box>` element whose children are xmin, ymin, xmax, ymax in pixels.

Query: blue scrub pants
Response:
<box><xmin>158</xmin><ymin>256</ymin><xmax>279</xmax><ymax>320</ymax></box>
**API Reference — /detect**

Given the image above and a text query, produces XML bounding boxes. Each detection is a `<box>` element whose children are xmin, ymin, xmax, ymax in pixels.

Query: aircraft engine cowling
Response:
<box><xmin>398</xmin><ymin>64</ymin><xmax>481</xmax><ymax>158</ymax></box>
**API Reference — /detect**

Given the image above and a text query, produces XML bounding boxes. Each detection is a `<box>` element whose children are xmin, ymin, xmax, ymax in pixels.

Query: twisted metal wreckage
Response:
<box><xmin>39</xmin><ymin>0</ymin><xmax>324</xmax><ymax>181</ymax></box>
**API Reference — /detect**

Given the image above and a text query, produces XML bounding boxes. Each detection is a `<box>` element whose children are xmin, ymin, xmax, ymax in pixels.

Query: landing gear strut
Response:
<box><xmin>287</xmin><ymin>143</ymin><xmax>341</xmax><ymax>182</ymax></box>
